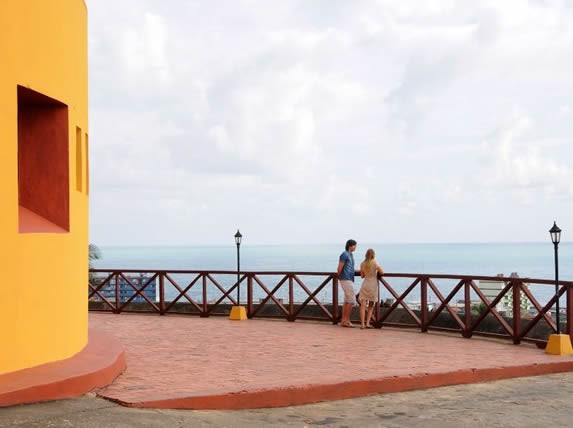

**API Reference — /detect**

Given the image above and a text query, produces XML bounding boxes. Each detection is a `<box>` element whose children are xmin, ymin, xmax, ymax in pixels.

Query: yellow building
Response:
<box><xmin>0</xmin><ymin>0</ymin><xmax>89</xmax><ymax>375</ymax></box>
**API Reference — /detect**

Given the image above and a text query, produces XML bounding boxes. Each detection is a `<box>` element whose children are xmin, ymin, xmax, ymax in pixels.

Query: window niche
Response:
<box><xmin>85</xmin><ymin>132</ymin><xmax>89</xmax><ymax>195</ymax></box>
<box><xmin>17</xmin><ymin>85</ymin><xmax>69</xmax><ymax>233</ymax></box>
<box><xmin>76</xmin><ymin>126</ymin><xmax>82</xmax><ymax>192</ymax></box>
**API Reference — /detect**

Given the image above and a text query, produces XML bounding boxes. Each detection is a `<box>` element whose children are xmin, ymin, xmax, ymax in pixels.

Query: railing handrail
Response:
<box><xmin>90</xmin><ymin>268</ymin><xmax>573</xmax><ymax>286</ymax></box>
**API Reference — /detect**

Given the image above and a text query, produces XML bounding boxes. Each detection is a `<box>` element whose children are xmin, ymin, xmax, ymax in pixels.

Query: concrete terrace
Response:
<box><xmin>2</xmin><ymin>312</ymin><xmax>573</xmax><ymax>412</ymax></box>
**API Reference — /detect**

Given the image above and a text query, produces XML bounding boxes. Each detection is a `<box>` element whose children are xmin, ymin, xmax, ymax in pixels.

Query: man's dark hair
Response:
<box><xmin>345</xmin><ymin>239</ymin><xmax>357</xmax><ymax>251</ymax></box>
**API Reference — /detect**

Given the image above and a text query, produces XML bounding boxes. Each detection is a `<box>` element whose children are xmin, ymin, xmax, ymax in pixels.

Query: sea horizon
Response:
<box><xmin>93</xmin><ymin>240</ymin><xmax>571</xmax><ymax>248</ymax></box>
<box><xmin>92</xmin><ymin>242</ymin><xmax>572</xmax><ymax>279</ymax></box>
<box><xmin>91</xmin><ymin>242</ymin><xmax>572</xmax><ymax>306</ymax></box>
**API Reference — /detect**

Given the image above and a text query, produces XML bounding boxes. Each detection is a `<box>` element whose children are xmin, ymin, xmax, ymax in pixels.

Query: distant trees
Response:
<box><xmin>89</xmin><ymin>243</ymin><xmax>101</xmax><ymax>269</ymax></box>
<box><xmin>471</xmin><ymin>302</ymin><xmax>488</xmax><ymax>316</ymax></box>
<box><xmin>88</xmin><ymin>244</ymin><xmax>101</xmax><ymax>282</ymax></box>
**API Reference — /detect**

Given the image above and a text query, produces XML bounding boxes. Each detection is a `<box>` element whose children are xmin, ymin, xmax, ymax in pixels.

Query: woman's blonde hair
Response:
<box><xmin>362</xmin><ymin>248</ymin><xmax>376</xmax><ymax>272</ymax></box>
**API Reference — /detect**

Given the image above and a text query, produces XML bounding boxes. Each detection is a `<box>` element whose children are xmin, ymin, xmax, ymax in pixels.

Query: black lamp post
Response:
<box><xmin>549</xmin><ymin>221</ymin><xmax>562</xmax><ymax>334</ymax></box>
<box><xmin>234</xmin><ymin>229</ymin><xmax>242</xmax><ymax>305</ymax></box>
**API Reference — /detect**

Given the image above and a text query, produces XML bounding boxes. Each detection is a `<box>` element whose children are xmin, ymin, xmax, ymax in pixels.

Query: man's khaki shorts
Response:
<box><xmin>340</xmin><ymin>280</ymin><xmax>356</xmax><ymax>304</ymax></box>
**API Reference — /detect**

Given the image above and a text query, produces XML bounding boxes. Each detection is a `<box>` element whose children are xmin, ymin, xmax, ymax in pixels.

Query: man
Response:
<box><xmin>337</xmin><ymin>239</ymin><xmax>357</xmax><ymax>327</ymax></box>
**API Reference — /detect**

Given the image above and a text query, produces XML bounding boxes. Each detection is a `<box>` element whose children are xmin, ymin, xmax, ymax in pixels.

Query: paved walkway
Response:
<box><xmin>2</xmin><ymin>312</ymin><xmax>573</xmax><ymax>426</ymax></box>
<box><xmin>88</xmin><ymin>312</ymin><xmax>573</xmax><ymax>409</ymax></box>
<box><xmin>1</xmin><ymin>372</ymin><xmax>573</xmax><ymax>427</ymax></box>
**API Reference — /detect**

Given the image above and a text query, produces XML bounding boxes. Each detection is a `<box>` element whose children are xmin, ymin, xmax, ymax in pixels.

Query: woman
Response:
<box><xmin>358</xmin><ymin>248</ymin><xmax>384</xmax><ymax>329</ymax></box>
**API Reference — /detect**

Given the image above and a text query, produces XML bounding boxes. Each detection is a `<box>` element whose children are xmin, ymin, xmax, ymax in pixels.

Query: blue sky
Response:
<box><xmin>87</xmin><ymin>0</ymin><xmax>573</xmax><ymax>246</ymax></box>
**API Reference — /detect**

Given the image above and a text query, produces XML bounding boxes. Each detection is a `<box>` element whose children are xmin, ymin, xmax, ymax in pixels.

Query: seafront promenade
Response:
<box><xmin>6</xmin><ymin>313</ymin><xmax>573</xmax><ymax>407</ymax></box>
<box><xmin>1</xmin><ymin>311</ymin><xmax>573</xmax><ymax>426</ymax></box>
<box><xmin>91</xmin><ymin>313</ymin><xmax>573</xmax><ymax>408</ymax></box>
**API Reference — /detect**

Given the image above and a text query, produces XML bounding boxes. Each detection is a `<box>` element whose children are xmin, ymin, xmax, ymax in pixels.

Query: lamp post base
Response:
<box><xmin>545</xmin><ymin>334</ymin><xmax>573</xmax><ymax>355</ymax></box>
<box><xmin>229</xmin><ymin>306</ymin><xmax>247</xmax><ymax>321</ymax></box>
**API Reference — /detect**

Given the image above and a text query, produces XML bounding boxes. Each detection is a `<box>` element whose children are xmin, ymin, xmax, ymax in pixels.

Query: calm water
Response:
<box><xmin>92</xmin><ymin>242</ymin><xmax>573</xmax><ymax>305</ymax></box>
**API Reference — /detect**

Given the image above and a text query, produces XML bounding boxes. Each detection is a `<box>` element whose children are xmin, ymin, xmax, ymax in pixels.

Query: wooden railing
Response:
<box><xmin>88</xmin><ymin>269</ymin><xmax>573</xmax><ymax>346</ymax></box>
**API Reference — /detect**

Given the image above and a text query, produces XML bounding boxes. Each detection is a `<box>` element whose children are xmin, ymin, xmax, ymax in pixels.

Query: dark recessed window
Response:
<box><xmin>18</xmin><ymin>85</ymin><xmax>69</xmax><ymax>233</ymax></box>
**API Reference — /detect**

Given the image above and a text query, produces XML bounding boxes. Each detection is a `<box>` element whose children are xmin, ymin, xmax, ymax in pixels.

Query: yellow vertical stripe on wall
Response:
<box><xmin>76</xmin><ymin>126</ymin><xmax>82</xmax><ymax>192</ymax></box>
<box><xmin>85</xmin><ymin>133</ymin><xmax>89</xmax><ymax>195</ymax></box>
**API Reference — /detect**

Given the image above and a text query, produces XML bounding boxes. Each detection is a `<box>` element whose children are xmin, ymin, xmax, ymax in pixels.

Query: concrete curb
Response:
<box><xmin>99</xmin><ymin>360</ymin><xmax>573</xmax><ymax>410</ymax></box>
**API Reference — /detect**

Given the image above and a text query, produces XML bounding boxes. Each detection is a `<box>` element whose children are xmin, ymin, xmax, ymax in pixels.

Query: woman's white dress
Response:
<box><xmin>358</xmin><ymin>262</ymin><xmax>381</xmax><ymax>302</ymax></box>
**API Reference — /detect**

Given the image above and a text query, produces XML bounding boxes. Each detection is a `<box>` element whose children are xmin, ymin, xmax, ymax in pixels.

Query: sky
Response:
<box><xmin>87</xmin><ymin>0</ymin><xmax>573</xmax><ymax>246</ymax></box>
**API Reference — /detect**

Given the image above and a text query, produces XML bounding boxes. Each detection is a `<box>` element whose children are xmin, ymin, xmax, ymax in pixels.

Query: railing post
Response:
<box><xmin>464</xmin><ymin>280</ymin><xmax>472</xmax><ymax>338</ymax></box>
<box><xmin>512</xmin><ymin>280</ymin><xmax>521</xmax><ymax>344</ymax></box>
<box><xmin>375</xmin><ymin>276</ymin><xmax>381</xmax><ymax>324</ymax></box>
<box><xmin>420</xmin><ymin>276</ymin><xmax>428</xmax><ymax>333</ymax></box>
<box><xmin>288</xmin><ymin>275</ymin><xmax>295</xmax><ymax>322</ymax></box>
<box><xmin>333</xmin><ymin>275</ymin><xmax>339</xmax><ymax>324</ymax></box>
<box><xmin>567</xmin><ymin>284</ymin><xmax>573</xmax><ymax>344</ymax></box>
<box><xmin>114</xmin><ymin>272</ymin><xmax>120</xmax><ymax>314</ymax></box>
<box><xmin>159</xmin><ymin>272</ymin><xmax>165</xmax><ymax>315</ymax></box>
<box><xmin>201</xmin><ymin>274</ymin><xmax>208</xmax><ymax>317</ymax></box>
<box><xmin>247</xmin><ymin>274</ymin><xmax>253</xmax><ymax>318</ymax></box>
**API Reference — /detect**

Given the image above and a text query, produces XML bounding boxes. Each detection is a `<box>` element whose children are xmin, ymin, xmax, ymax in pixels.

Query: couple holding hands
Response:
<box><xmin>337</xmin><ymin>239</ymin><xmax>384</xmax><ymax>329</ymax></box>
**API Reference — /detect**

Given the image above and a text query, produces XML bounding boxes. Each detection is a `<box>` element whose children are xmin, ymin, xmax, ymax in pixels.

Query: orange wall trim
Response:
<box><xmin>0</xmin><ymin>331</ymin><xmax>125</xmax><ymax>407</ymax></box>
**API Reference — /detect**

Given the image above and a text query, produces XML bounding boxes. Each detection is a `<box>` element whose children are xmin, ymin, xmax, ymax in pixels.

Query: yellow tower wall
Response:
<box><xmin>0</xmin><ymin>0</ymin><xmax>89</xmax><ymax>375</ymax></box>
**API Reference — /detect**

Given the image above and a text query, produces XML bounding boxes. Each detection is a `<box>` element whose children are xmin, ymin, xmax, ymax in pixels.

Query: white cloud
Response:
<box><xmin>479</xmin><ymin>111</ymin><xmax>573</xmax><ymax>199</ymax></box>
<box><xmin>86</xmin><ymin>0</ymin><xmax>573</xmax><ymax>245</ymax></box>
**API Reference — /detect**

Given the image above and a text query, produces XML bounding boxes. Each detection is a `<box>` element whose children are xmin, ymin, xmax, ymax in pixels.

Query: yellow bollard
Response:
<box><xmin>545</xmin><ymin>334</ymin><xmax>573</xmax><ymax>355</ymax></box>
<box><xmin>229</xmin><ymin>306</ymin><xmax>248</xmax><ymax>321</ymax></box>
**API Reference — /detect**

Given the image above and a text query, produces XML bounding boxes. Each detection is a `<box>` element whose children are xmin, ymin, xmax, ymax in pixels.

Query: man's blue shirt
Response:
<box><xmin>339</xmin><ymin>251</ymin><xmax>355</xmax><ymax>281</ymax></box>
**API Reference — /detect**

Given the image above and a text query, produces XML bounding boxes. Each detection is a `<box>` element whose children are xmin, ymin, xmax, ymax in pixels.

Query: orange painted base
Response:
<box><xmin>0</xmin><ymin>329</ymin><xmax>125</xmax><ymax>407</ymax></box>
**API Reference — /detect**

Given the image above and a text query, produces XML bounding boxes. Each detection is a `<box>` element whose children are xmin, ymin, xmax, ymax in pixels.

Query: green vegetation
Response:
<box><xmin>88</xmin><ymin>244</ymin><xmax>101</xmax><ymax>282</ymax></box>
<box><xmin>471</xmin><ymin>302</ymin><xmax>488</xmax><ymax>316</ymax></box>
<box><xmin>89</xmin><ymin>243</ymin><xmax>101</xmax><ymax>268</ymax></box>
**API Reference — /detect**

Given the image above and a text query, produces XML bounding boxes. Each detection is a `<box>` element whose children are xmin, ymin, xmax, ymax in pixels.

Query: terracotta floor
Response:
<box><xmin>90</xmin><ymin>312</ymin><xmax>573</xmax><ymax>410</ymax></box>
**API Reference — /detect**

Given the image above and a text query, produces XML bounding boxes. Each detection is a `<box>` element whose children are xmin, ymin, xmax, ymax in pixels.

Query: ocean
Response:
<box><xmin>92</xmin><ymin>242</ymin><xmax>573</xmax><ymax>306</ymax></box>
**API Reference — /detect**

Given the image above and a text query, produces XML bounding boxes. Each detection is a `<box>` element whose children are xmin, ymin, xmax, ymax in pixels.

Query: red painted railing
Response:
<box><xmin>88</xmin><ymin>269</ymin><xmax>573</xmax><ymax>346</ymax></box>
